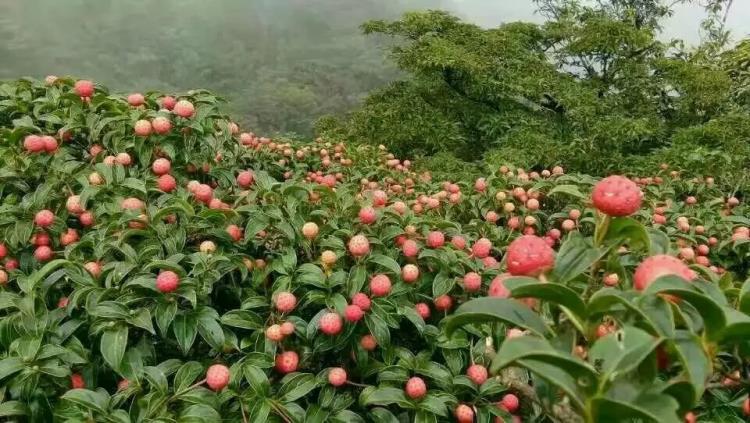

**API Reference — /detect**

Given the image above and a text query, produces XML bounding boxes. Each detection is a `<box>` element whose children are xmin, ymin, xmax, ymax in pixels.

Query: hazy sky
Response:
<box><xmin>444</xmin><ymin>1</ymin><xmax>750</xmax><ymax>44</ymax></box>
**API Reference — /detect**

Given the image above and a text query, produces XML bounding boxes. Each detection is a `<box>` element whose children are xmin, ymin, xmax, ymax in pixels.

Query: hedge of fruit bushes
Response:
<box><xmin>1</xmin><ymin>77</ymin><xmax>750</xmax><ymax>422</ymax></box>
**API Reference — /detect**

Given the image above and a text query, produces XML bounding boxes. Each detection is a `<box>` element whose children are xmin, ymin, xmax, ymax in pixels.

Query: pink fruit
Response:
<box><xmin>280</xmin><ymin>322</ymin><xmax>295</xmax><ymax>336</ymax></box>
<box><xmin>151</xmin><ymin>116</ymin><xmax>172</xmax><ymax>134</ymax></box>
<box><xmin>358</xmin><ymin>207</ymin><xmax>377</xmax><ymax>224</ymax></box>
<box><xmin>74</xmin><ymin>80</ymin><xmax>94</xmax><ymax>97</ymax></box>
<box><xmin>127</xmin><ymin>93</ymin><xmax>145</xmax><ymax>106</ymax></box>
<box><xmin>115</xmin><ymin>152</ymin><xmax>132</xmax><ymax>166</ymax></box>
<box><xmin>42</xmin><ymin>135</ymin><xmax>58</xmax><ymax>152</ymax></box>
<box><xmin>488</xmin><ymin>274</ymin><xmax>511</xmax><ymax>298</ymax></box>
<box><xmin>275</xmin><ymin>351</ymin><xmax>299</xmax><ymax>373</ymax></box>
<box><xmin>161</xmin><ymin>96</ymin><xmax>176</xmax><ymax>110</ymax></box>
<box><xmin>0</xmin><ymin>243</ymin><xmax>6</xmax><ymax>259</ymax></box>
<box><xmin>415</xmin><ymin>302</ymin><xmax>431</xmax><ymax>319</ymax></box>
<box><xmin>32</xmin><ymin>232</ymin><xmax>51</xmax><ymax>246</ymax></box>
<box><xmin>426</xmin><ymin>231</ymin><xmax>445</xmax><ymax>248</ymax></box>
<box><xmin>275</xmin><ymin>292</ymin><xmax>297</xmax><ymax>313</ymax></box>
<box><xmin>23</xmin><ymin>135</ymin><xmax>45</xmax><ymax>153</ymax></box>
<box><xmin>34</xmin><ymin>210</ymin><xmax>54</xmax><ymax>227</ymax></box>
<box><xmin>134</xmin><ymin>119</ymin><xmax>152</xmax><ymax>137</ymax></box>
<box><xmin>348</xmin><ymin>234</ymin><xmax>370</xmax><ymax>257</ymax></box>
<box><xmin>344</xmin><ymin>304</ymin><xmax>365</xmax><ymax>322</ymax></box>
<box><xmin>157</xmin><ymin>174</ymin><xmax>177</xmax><ymax>192</ymax></box>
<box><xmin>466</xmin><ymin>364</ymin><xmax>488</xmax><ymax>385</ymax></box>
<box><xmin>370</xmin><ymin>274</ymin><xmax>392</xmax><ymax>297</ymax></box>
<box><xmin>405</xmin><ymin>376</ymin><xmax>427</xmax><ymax>399</ymax></box>
<box><xmin>472</xmin><ymin>238</ymin><xmax>492</xmax><ymax>258</ymax></box>
<box><xmin>174</xmin><ymin>100</ymin><xmax>195</xmax><ymax>118</ymax></box>
<box><xmin>633</xmin><ymin>255</ymin><xmax>696</xmax><ymax>291</ymax></box>
<box><xmin>152</xmin><ymin>158</ymin><xmax>171</xmax><ymax>175</ymax></box>
<box><xmin>451</xmin><ymin>235</ymin><xmax>467</xmax><ymax>250</ymax></box>
<box><xmin>117</xmin><ymin>379</ymin><xmax>130</xmax><ymax>391</ymax></box>
<box><xmin>236</xmin><ymin>170</ymin><xmax>254</xmax><ymax>188</ymax></box>
<box><xmin>455</xmin><ymin>404</ymin><xmax>475</xmax><ymax>423</ymax></box>
<box><xmin>194</xmin><ymin>184</ymin><xmax>213</xmax><ymax>203</ymax></box>
<box><xmin>84</xmin><ymin>261</ymin><xmax>102</xmax><ymax>278</ymax></box>
<box><xmin>60</xmin><ymin>228</ymin><xmax>79</xmax><ymax>246</ymax></box>
<box><xmin>156</xmin><ymin>271</ymin><xmax>179</xmax><ymax>293</ymax></box>
<box><xmin>206</xmin><ymin>364</ymin><xmax>230</xmax><ymax>391</ymax></box>
<box><xmin>361</xmin><ymin>334</ymin><xmax>377</xmax><ymax>351</ymax></box>
<box><xmin>463</xmin><ymin>272</ymin><xmax>482</xmax><ymax>292</ymax></box>
<box><xmin>31</xmin><ymin>246</ymin><xmax>49</xmax><ymax>262</ymax></box>
<box><xmin>226</xmin><ymin>225</ymin><xmax>243</xmax><ymax>242</ymax></box>
<box><xmin>328</xmin><ymin>367</ymin><xmax>347</xmax><ymax>386</ymax></box>
<box><xmin>603</xmin><ymin>273</ymin><xmax>619</xmax><ymax>287</ymax></box>
<box><xmin>352</xmin><ymin>293</ymin><xmax>371</xmax><ymax>311</ymax></box>
<box><xmin>501</xmin><ymin>393</ymin><xmax>520</xmax><ymax>413</ymax></box>
<box><xmin>57</xmin><ymin>296</ymin><xmax>69</xmax><ymax>308</ymax></box>
<box><xmin>506</xmin><ymin>235</ymin><xmax>555</xmax><ymax>276</ymax></box>
<box><xmin>402</xmin><ymin>239</ymin><xmax>419</xmax><ymax>257</ymax></box>
<box><xmin>401</xmin><ymin>264</ymin><xmax>419</xmax><ymax>283</ymax></box>
<box><xmin>592</xmin><ymin>175</ymin><xmax>643</xmax><ymax>217</ymax></box>
<box><xmin>434</xmin><ymin>294</ymin><xmax>453</xmax><ymax>311</ymax></box>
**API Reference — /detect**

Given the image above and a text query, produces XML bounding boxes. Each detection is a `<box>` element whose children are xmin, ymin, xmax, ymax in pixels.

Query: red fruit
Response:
<box><xmin>328</xmin><ymin>367</ymin><xmax>347</xmax><ymax>387</ymax></box>
<box><xmin>127</xmin><ymin>93</ymin><xmax>145</xmax><ymax>107</ymax></box>
<box><xmin>151</xmin><ymin>116</ymin><xmax>172</xmax><ymax>134</ymax></box>
<box><xmin>275</xmin><ymin>351</ymin><xmax>299</xmax><ymax>373</ymax></box>
<box><xmin>633</xmin><ymin>255</ymin><xmax>696</xmax><ymax>291</ymax></box>
<box><xmin>157</xmin><ymin>174</ymin><xmax>177</xmax><ymax>192</ymax></box>
<box><xmin>57</xmin><ymin>296</ymin><xmax>69</xmax><ymax>308</ymax></box>
<box><xmin>463</xmin><ymin>272</ymin><xmax>482</xmax><ymax>292</ymax></box>
<box><xmin>79</xmin><ymin>211</ymin><xmax>95</xmax><ymax>227</ymax></box>
<box><xmin>348</xmin><ymin>234</ymin><xmax>370</xmax><ymax>257</ymax></box>
<box><xmin>34</xmin><ymin>246</ymin><xmax>53</xmax><ymax>262</ymax></box>
<box><xmin>451</xmin><ymin>235</ymin><xmax>467</xmax><ymax>250</ymax></box>
<box><xmin>368</xmin><ymin>274</ymin><xmax>392</xmax><ymax>297</ymax></box>
<box><xmin>358</xmin><ymin>207</ymin><xmax>377</xmax><ymax>224</ymax></box>
<box><xmin>455</xmin><ymin>404</ymin><xmax>475</xmax><ymax>423</ymax></box>
<box><xmin>226</xmin><ymin>224</ymin><xmax>243</xmax><ymax>242</ymax></box>
<box><xmin>60</xmin><ymin>228</ymin><xmax>79</xmax><ymax>246</ymax></box>
<box><xmin>360</xmin><ymin>334</ymin><xmax>377</xmax><ymax>351</ymax></box>
<box><xmin>275</xmin><ymin>291</ymin><xmax>297</xmax><ymax>313</ymax></box>
<box><xmin>66</xmin><ymin>195</ymin><xmax>84</xmax><ymax>215</ymax></box>
<box><xmin>194</xmin><ymin>184</ymin><xmax>213</xmax><ymax>203</ymax></box>
<box><xmin>84</xmin><ymin>261</ymin><xmax>102</xmax><ymax>278</ymax></box>
<box><xmin>280</xmin><ymin>321</ymin><xmax>295</xmax><ymax>336</ymax></box>
<box><xmin>344</xmin><ymin>305</ymin><xmax>364</xmax><ymax>322</ymax></box>
<box><xmin>466</xmin><ymin>364</ymin><xmax>488</xmax><ymax>385</ymax></box>
<box><xmin>603</xmin><ymin>273</ymin><xmax>619</xmax><ymax>287</ymax></box>
<box><xmin>206</xmin><ymin>364</ymin><xmax>230</xmax><ymax>391</ymax></box>
<box><xmin>23</xmin><ymin>135</ymin><xmax>45</xmax><ymax>153</ymax></box>
<box><xmin>426</xmin><ymin>231</ymin><xmax>445</xmax><ymax>248</ymax></box>
<box><xmin>152</xmin><ymin>158</ymin><xmax>171</xmax><ymax>175</ymax></box>
<box><xmin>117</xmin><ymin>379</ymin><xmax>130</xmax><ymax>391</ymax></box>
<box><xmin>405</xmin><ymin>376</ymin><xmax>427</xmax><ymax>399</ymax></box>
<box><xmin>42</xmin><ymin>135</ymin><xmax>58</xmax><ymax>152</ymax></box>
<box><xmin>415</xmin><ymin>302</ymin><xmax>431</xmax><ymax>319</ymax></box>
<box><xmin>401</xmin><ymin>264</ymin><xmax>420</xmax><ymax>283</ymax></box>
<box><xmin>352</xmin><ymin>293</ymin><xmax>371</xmax><ymax>311</ymax></box>
<box><xmin>174</xmin><ymin>100</ymin><xmax>195</xmax><ymax>118</ymax></box>
<box><xmin>506</xmin><ymin>235</ymin><xmax>555</xmax><ymax>276</ymax></box>
<box><xmin>472</xmin><ymin>238</ymin><xmax>492</xmax><ymax>258</ymax></box>
<box><xmin>501</xmin><ymin>393</ymin><xmax>519</xmax><ymax>413</ymax></box>
<box><xmin>592</xmin><ymin>175</ymin><xmax>643</xmax><ymax>217</ymax></box>
<box><xmin>4</xmin><ymin>259</ymin><xmax>18</xmax><ymax>271</ymax></box>
<box><xmin>34</xmin><ymin>210</ymin><xmax>55</xmax><ymax>227</ymax></box>
<box><xmin>683</xmin><ymin>411</ymin><xmax>696</xmax><ymax>423</ymax></box>
<box><xmin>236</xmin><ymin>170</ymin><xmax>254</xmax><ymax>188</ymax></box>
<box><xmin>156</xmin><ymin>270</ymin><xmax>179</xmax><ymax>293</ymax></box>
<box><xmin>134</xmin><ymin>119</ymin><xmax>152</xmax><ymax>137</ymax></box>
<box><xmin>74</xmin><ymin>80</ymin><xmax>94</xmax><ymax>97</ymax></box>
<box><xmin>402</xmin><ymin>239</ymin><xmax>419</xmax><ymax>257</ymax></box>
<box><xmin>161</xmin><ymin>96</ymin><xmax>177</xmax><ymax>110</ymax></box>
<box><xmin>434</xmin><ymin>294</ymin><xmax>453</xmax><ymax>311</ymax></box>
<box><xmin>0</xmin><ymin>243</ymin><xmax>6</xmax><ymax>259</ymax></box>
<box><xmin>70</xmin><ymin>373</ymin><xmax>85</xmax><ymax>389</ymax></box>
<box><xmin>32</xmin><ymin>232</ymin><xmax>51</xmax><ymax>247</ymax></box>
<box><xmin>743</xmin><ymin>397</ymin><xmax>750</xmax><ymax>416</ymax></box>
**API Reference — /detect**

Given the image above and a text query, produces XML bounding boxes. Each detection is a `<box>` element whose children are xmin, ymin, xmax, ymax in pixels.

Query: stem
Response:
<box><xmin>593</xmin><ymin>213</ymin><xmax>610</xmax><ymax>247</ymax></box>
<box><xmin>345</xmin><ymin>380</ymin><xmax>369</xmax><ymax>388</ymax></box>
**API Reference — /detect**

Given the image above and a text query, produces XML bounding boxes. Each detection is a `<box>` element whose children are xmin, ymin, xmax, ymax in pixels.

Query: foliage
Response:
<box><xmin>320</xmin><ymin>1</ymin><xmax>750</xmax><ymax>189</ymax></box>
<box><xmin>0</xmin><ymin>77</ymin><xmax>749</xmax><ymax>422</ymax></box>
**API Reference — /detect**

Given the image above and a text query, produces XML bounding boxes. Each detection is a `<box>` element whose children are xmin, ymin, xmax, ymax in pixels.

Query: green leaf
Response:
<box><xmin>173</xmin><ymin>314</ymin><xmax>198</xmax><ymax>354</ymax></box>
<box><xmin>667</xmin><ymin>330</ymin><xmax>710</xmax><ymax>411</ymax></box>
<box><xmin>444</xmin><ymin>297</ymin><xmax>552</xmax><ymax>337</ymax></box>
<box><xmin>197</xmin><ymin>315</ymin><xmax>225</xmax><ymax>350</ymax></box>
<box><xmin>547</xmin><ymin>184</ymin><xmax>586</xmax><ymax>199</ymax></box>
<box><xmin>101</xmin><ymin>326</ymin><xmax>128</xmax><ymax>372</ymax></box>
<box><xmin>431</xmin><ymin>271</ymin><xmax>454</xmax><ymax>298</ymax></box>
<box><xmin>647</xmin><ymin>228</ymin><xmax>670</xmax><ymax>255</ymax></box>
<box><xmin>244</xmin><ymin>365</ymin><xmax>270</xmax><ymax>396</ymax></box>
<box><xmin>174</xmin><ymin>361</ymin><xmax>203</xmax><ymax>393</ymax></box>
<box><xmin>360</xmin><ymin>386</ymin><xmax>412</xmax><ymax>408</ymax></box>
<box><xmin>126</xmin><ymin>308</ymin><xmax>155</xmax><ymax>334</ymax></box>
<box><xmin>155</xmin><ymin>301</ymin><xmax>177</xmax><ymax>337</ymax></box>
<box><xmin>0</xmin><ymin>357</ymin><xmax>24</xmax><ymax>380</ymax></box>
<box><xmin>553</xmin><ymin>233</ymin><xmax>606</xmax><ymax>283</ymax></box>
<box><xmin>277</xmin><ymin>373</ymin><xmax>319</xmax><ymax>402</ymax></box>
<box><xmin>738</xmin><ymin>277</ymin><xmax>750</xmax><ymax>314</ymax></box>
<box><xmin>503</xmin><ymin>277</ymin><xmax>586</xmax><ymax>321</ymax></box>
<box><xmin>0</xmin><ymin>401</ymin><xmax>26</xmax><ymax>417</ymax></box>
<box><xmin>368</xmin><ymin>254</ymin><xmax>401</xmax><ymax>275</ymax></box>
<box><xmin>516</xmin><ymin>358</ymin><xmax>586</xmax><ymax>411</ymax></box>
<box><xmin>60</xmin><ymin>389</ymin><xmax>109</xmax><ymax>413</ymax></box>
<box><xmin>604</xmin><ymin>218</ymin><xmax>650</xmax><ymax>252</ymax></box>
<box><xmin>365</xmin><ymin>313</ymin><xmax>391</xmax><ymax>346</ymax></box>
<box><xmin>643</xmin><ymin>276</ymin><xmax>725</xmax><ymax>340</ymax></box>
<box><xmin>588</xmin><ymin>326</ymin><xmax>661</xmax><ymax>387</ymax></box>
<box><xmin>591</xmin><ymin>392</ymin><xmax>681</xmax><ymax>423</ymax></box>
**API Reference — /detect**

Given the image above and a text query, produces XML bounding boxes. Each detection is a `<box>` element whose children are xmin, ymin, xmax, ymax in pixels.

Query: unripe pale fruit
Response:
<box><xmin>88</xmin><ymin>172</ymin><xmax>103</xmax><ymax>185</ymax></box>
<box><xmin>321</xmin><ymin>250</ymin><xmax>337</xmax><ymax>266</ymax></box>
<box><xmin>134</xmin><ymin>120</ymin><xmax>152</xmax><ymax>136</ymax></box>
<box><xmin>151</xmin><ymin>116</ymin><xmax>172</xmax><ymax>134</ymax></box>
<box><xmin>121</xmin><ymin>197</ymin><xmax>144</xmax><ymax>211</ymax></box>
<box><xmin>455</xmin><ymin>404</ymin><xmax>474</xmax><ymax>423</ymax></box>
<box><xmin>84</xmin><ymin>261</ymin><xmax>102</xmax><ymax>278</ymax></box>
<box><xmin>401</xmin><ymin>264</ymin><xmax>419</xmax><ymax>283</ymax></box>
<box><xmin>156</xmin><ymin>271</ymin><xmax>179</xmax><ymax>293</ymax></box>
<box><xmin>348</xmin><ymin>235</ymin><xmax>370</xmax><ymax>257</ymax></box>
<box><xmin>205</xmin><ymin>364</ymin><xmax>230</xmax><ymax>391</ymax></box>
<box><xmin>302</xmin><ymin>222</ymin><xmax>319</xmax><ymax>240</ymax></box>
<box><xmin>280</xmin><ymin>321</ymin><xmax>295</xmax><ymax>336</ymax></box>
<box><xmin>199</xmin><ymin>240</ymin><xmax>216</xmax><ymax>253</ymax></box>
<box><xmin>115</xmin><ymin>153</ymin><xmax>132</xmax><ymax>166</ymax></box>
<box><xmin>275</xmin><ymin>292</ymin><xmax>297</xmax><ymax>313</ymax></box>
